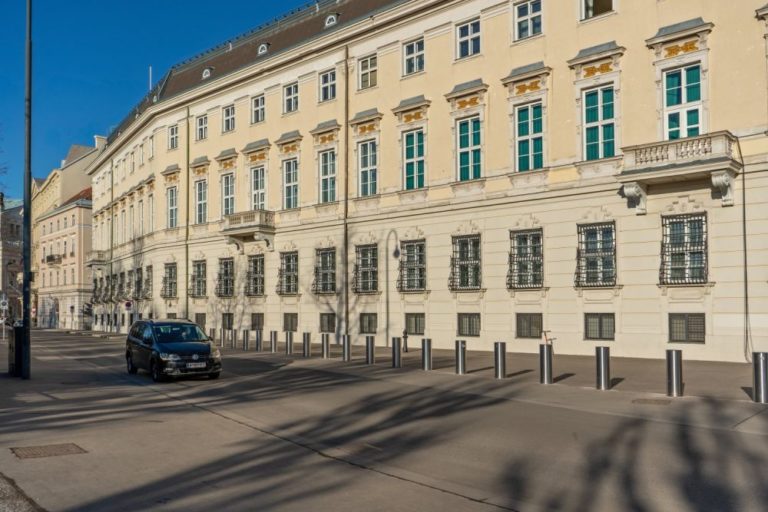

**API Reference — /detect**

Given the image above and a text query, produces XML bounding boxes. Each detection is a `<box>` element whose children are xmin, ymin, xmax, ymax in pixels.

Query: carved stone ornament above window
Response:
<box><xmin>501</xmin><ymin>61</ymin><xmax>551</xmax><ymax>97</ymax></box>
<box><xmin>567</xmin><ymin>41</ymin><xmax>625</xmax><ymax>80</ymax></box>
<box><xmin>645</xmin><ymin>17</ymin><xmax>713</xmax><ymax>60</ymax></box>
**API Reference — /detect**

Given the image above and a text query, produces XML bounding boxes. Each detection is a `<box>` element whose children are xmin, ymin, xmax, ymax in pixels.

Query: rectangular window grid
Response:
<box><xmin>664</xmin><ymin>64</ymin><xmax>702</xmax><ymax>140</ymax></box>
<box><xmin>313</xmin><ymin>249</ymin><xmax>336</xmax><ymax>294</ymax></box>
<box><xmin>583</xmin><ymin>86</ymin><xmax>615</xmax><ymax>161</ymax></box>
<box><xmin>278</xmin><ymin>252</ymin><xmax>299</xmax><ymax>295</ymax></box>
<box><xmin>251</xmin><ymin>313</ymin><xmax>264</xmax><ymax>331</ymax></box>
<box><xmin>585</xmin><ymin>313</ymin><xmax>615</xmax><ymax>340</ymax></box>
<box><xmin>320</xmin><ymin>313</ymin><xmax>336</xmax><ymax>333</ymax></box>
<box><xmin>195</xmin><ymin>180</ymin><xmax>207</xmax><ymax>224</ymax></box>
<box><xmin>457</xmin><ymin>116</ymin><xmax>481</xmax><ymax>181</ymax></box>
<box><xmin>222</xmin><ymin>104</ymin><xmax>235</xmax><ymax>132</ymax></box>
<box><xmin>190</xmin><ymin>261</ymin><xmax>207</xmax><ymax>297</ymax></box>
<box><xmin>161</xmin><ymin>263</ymin><xmax>177</xmax><ymax>298</ymax></box>
<box><xmin>246</xmin><ymin>255</ymin><xmax>265</xmax><ymax>297</ymax></box>
<box><xmin>360</xmin><ymin>313</ymin><xmax>378</xmax><ymax>334</ymax></box>
<box><xmin>252</xmin><ymin>95</ymin><xmax>265</xmax><ymax>124</ymax></box>
<box><xmin>319</xmin><ymin>150</ymin><xmax>336</xmax><ymax>204</ymax></box>
<box><xmin>353</xmin><ymin>244</ymin><xmax>378</xmax><ymax>294</ymax></box>
<box><xmin>284</xmin><ymin>313</ymin><xmax>298</xmax><ymax>332</ymax></box>
<box><xmin>251</xmin><ymin>166</ymin><xmax>266</xmax><ymax>210</ymax></box>
<box><xmin>516</xmin><ymin>102</ymin><xmax>544</xmax><ymax>171</ymax></box>
<box><xmin>216</xmin><ymin>258</ymin><xmax>235</xmax><ymax>297</ymax></box>
<box><xmin>283</xmin><ymin>159</ymin><xmax>299</xmax><ymax>209</ymax></box>
<box><xmin>359</xmin><ymin>140</ymin><xmax>378</xmax><ymax>197</ymax></box>
<box><xmin>669</xmin><ymin>313</ymin><xmax>705</xmax><ymax>343</ymax></box>
<box><xmin>458</xmin><ymin>313</ymin><xmax>481</xmax><ymax>337</ymax></box>
<box><xmin>359</xmin><ymin>55</ymin><xmax>378</xmax><ymax>89</ymax></box>
<box><xmin>195</xmin><ymin>313</ymin><xmax>207</xmax><ymax>331</ymax></box>
<box><xmin>457</xmin><ymin>19</ymin><xmax>481</xmax><ymax>59</ymax></box>
<box><xmin>582</xmin><ymin>0</ymin><xmax>613</xmax><ymax>19</ymax></box>
<box><xmin>397</xmin><ymin>240</ymin><xmax>426</xmax><ymax>292</ymax></box>
<box><xmin>515</xmin><ymin>0</ymin><xmax>542</xmax><ymax>40</ymax></box>
<box><xmin>196</xmin><ymin>115</ymin><xmax>208</xmax><ymax>140</ymax></box>
<box><xmin>404</xmin><ymin>129</ymin><xmax>425</xmax><ymax>190</ymax></box>
<box><xmin>167</xmin><ymin>187</ymin><xmax>178</xmax><ymax>229</ymax></box>
<box><xmin>168</xmin><ymin>125</ymin><xmax>178</xmax><ymax>149</ymax></box>
<box><xmin>405</xmin><ymin>313</ymin><xmax>425</xmax><ymax>335</ymax></box>
<box><xmin>319</xmin><ymin>70</ymin><xmax>336</xmax><ymax>102</ymax></box>
<box><xmin>403</xmin><ymin>39</ymin><xmax>425</xmax><ymax>75</ymax></box>
<box><xmin>661</xmin><ymin>214</ymin><xmax>707</xmax><ymax>285</ymax></box>
<box><xmin>449</xmin><ymin>235</ymin><xmax>481</xmax><ymax>291</ymax></box>
<box><xmin>516</xmin><ymin>313</ymin><xmax>543</xmax><ymax>339</ymax></box>
<box><xmin>222</xmin><ymin>173</ymin><xmax>235</xmax><ymax>216</ymax></box>
<box><xmin>284</xmin><ymin>82</ymin><xmax>299</xmax><ymax>113</ymax></box>
<box><xmin>508</xmin><ymin>229</ymin><xmax>543</xmax><ymax>289</ymax></box>
<box><xmin>576</xmin><ymin>222</ymin><xmax>616</xmax><ymax>287</ymax></box>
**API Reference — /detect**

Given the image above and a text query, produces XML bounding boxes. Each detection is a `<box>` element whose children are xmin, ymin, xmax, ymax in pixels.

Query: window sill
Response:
<box><xmin>658</xmin><ymin>282</ymin><xmax>715</xmax><ymax>296</ymax></box>
<box><xmin>511</xmin><ymin>32</ymin><xmax>544</xmax><ymax>47</ymax></box>
<box><xmin>401</xmin><ymin>70</ymin><xmax>426</xmax><ymax>81</ymax></box>
<box><xmin>454</xmin><ymin>53</ymin><xmax>483</xmax><ymax>65</ymax></box>
<box><xmin>356</xmin><ymin>85</ymin><xmax>379</xmax><ymax>94</ymax></box>
<box><xmin>354</xmin><ymin>290</ymin><xmax>382</xmax><ymax>297</ymax></box>
<box><xmin>579</xmin><ymin>10</ymin><xmax>617</xmax><ymax>25</ymax></box>
<box><xmin>575</xmin><ymin>285</ymin><xmax>623</xmax><ymax>298</ymax></box>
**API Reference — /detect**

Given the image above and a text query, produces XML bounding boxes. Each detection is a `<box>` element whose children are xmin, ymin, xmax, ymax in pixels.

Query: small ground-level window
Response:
<box><xmin>669</xmin><ymin>313</ymin><xmax>705</xmax><ymax>343</ymax></box>
<box><xmin>516</xmin><ymin>313</ymin><xmax>543</xmax><ymax>339</ymax></box>
<box><xmin>585</xmin><ymin>313</ymin><xmax>614</xmax><ymax>340</ymax></box>
<box><xmin>360</xmin><ymin>313</ymin><xmax>377</xmax><ymax>334</ymax></box>
<box><xmin>251</xmin><ymin>313</ymin><xmax>264</xmax><ymax>331</ymax></box>
<box><xmin>320</xmin><ymin>313</ymin><xmax>336</xmax><ymax>333</ymax></box>
<box><xmin>405</xmin><ymin>313</ymin><xmax>425</xmax><ymax>335</ymax></box>
<box><xmin>458</xmin><ymin>313</ymin><xmax>481</xmax><ymax>337</ymax></box>
<box><xmin>284</xmin><ymin>313</ymin><xmax>298</xmax><ymax>332</ymax></box>
<box><xmin>222</xmin><ymin>313</ymin><xmax>234</xmax><ymax>330</ymax></box>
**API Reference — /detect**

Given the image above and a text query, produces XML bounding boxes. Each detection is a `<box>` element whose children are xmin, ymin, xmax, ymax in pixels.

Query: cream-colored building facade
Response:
<box><xmin>88</xmin><ymin>0</ymin><xmax>768</xmax><ymax>362</ymax></box>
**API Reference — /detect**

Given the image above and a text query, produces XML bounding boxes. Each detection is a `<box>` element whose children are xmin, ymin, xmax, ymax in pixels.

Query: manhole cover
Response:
<box><xmin>632</xmin><ymin>398</ymin><xmax>671</xmax><ymax>406</ymax></box>
<box><xmin>11</xmin><ymin>443</ymin><xmax>87</xmax><ymax>459</ymax></box>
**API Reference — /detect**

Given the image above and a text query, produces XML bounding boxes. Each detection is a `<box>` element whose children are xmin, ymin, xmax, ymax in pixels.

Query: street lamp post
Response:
<box><xmin>385</xmin><ymin>229</ymin><xmax>400</xmax><ymax>347</ymax></box>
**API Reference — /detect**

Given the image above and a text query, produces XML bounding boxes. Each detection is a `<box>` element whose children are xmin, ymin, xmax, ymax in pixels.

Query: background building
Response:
<box><xmin>87</xmin><ymin>0</ymin><xmax>768</xmax><ymax>362</ymax></box>
<box><xmin>0</xmin><ymin>193</ymin><xmax>23</xmax><ymax>321</ymax></box>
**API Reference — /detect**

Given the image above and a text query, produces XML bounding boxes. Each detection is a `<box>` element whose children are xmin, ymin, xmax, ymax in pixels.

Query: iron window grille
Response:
<box><xmin>669</xmin><ymin>313</ymin><xmax>705</xmax><ymax>343</ymax></box>
<box><xmin>508</xmin><ymin>229</ymin><xmax>543</xmax><ymax>289</ymax></box>
<box><xmin>405</xmin><ymin>313</ymin><xmax>425</xmax><ymax>335</ymax></box>
<box><xmin>457</xmin><ymin>313</ymin><xmax>481</xmax><ymax>337</ymax></box>
<box><xmin>353</xmin><ymin>245</ymin><xmax>378</xmax><ymax>294</ymax></box>
<box><xmin>216</xmin><ymin>259</ymin><xmax>235</xmax><ymax>297</ymax></box>
<box><xmin>516</xmin><ymin>313</ymin><xmax>543</xmax><ymax>339</ymax></box>
<box><xmin>449</xmin><ymin>235</ymin><xmax>482</xmax><ymax>291</ymax></box>
<box><xmin>575</xmin><ymin>222</ymin><xmax>616</xmax><ymax>287</ymax></box>
<box><xmin>320</xmin><ymin>313</ymin><xmax>336</xmax><ymax>333</ymax></box>
<box><xmin>584</xmin><ymin>313</ymin><xmax>615</xmax><ymax>341</ymax></box>
<box><xmin>189</xmin><ymin>261</ymin><xmax>207</xmax><ymax>297</ymax></box>
<box><xmin>660</xmin><ymin>214</ymin><xmax>707</xmax><ymax>285</ymax></box>
<box><xmin>360</xmin><ymin>313</ymin><xmax>377</xmax><ymax>334</ymax></box>
<box><xmin>313</xmin><ymin>249</ymin><xmax>336</xmax><ymax>294</ymax></box>
<box><xmin>397</xmin><ymin>240</ymin><xmax>426</xmax><ymax>292</ymax></box>
<box><xmin>117</xmin><ymin>273</ymin><xmax>126</xmax><ymax>300</ymax></box>
<box><xmin>246</xmin><ymin>255</ymin><xmax>265</xmax><ymax>297</ymax></box>
<box><xmin>277</xmin><ymin>252</ymin><xmax>299</xmax><ymax>295</ymax></box>
<box><xmin>161</xmin><ymin>264</ymin><xmax>177</xmax><ymax>298</ymax></box>
<box><xmin>125</xmin><ymin>271</ymin><xmax>134</xmax><ymax>299</ymax></box>
<box><xmin>251</xmin><ymin>313</ymin><xmax>264</xmax><ymax>331</ymax></box>
<box><xmin>143</xmin><ymin>266</ymin><xmax>153</xmax><ymax>298</ymax></box>
<box><xmin>133</xmin><ymin>269</ymin><xmax>143</xmax><ymax>300</ymax></box>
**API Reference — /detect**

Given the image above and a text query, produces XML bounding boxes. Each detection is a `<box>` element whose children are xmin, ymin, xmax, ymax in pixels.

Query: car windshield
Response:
<box><xmin>152</xmin><ymin>323</ymin><xmax>208</xmax><ymax>344</ymax></box>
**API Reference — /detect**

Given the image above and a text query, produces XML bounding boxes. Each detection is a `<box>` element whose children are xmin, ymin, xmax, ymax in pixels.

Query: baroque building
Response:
<box><xmin>87</xmin><ymin>0</ymin><xmax>768</xmax><ymax>362</ymax></box>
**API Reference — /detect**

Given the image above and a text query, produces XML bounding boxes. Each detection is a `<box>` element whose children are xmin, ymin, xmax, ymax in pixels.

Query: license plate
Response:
<box><xmin>187</xmin><ymin>362</ymin><xmax>206</xmax><ymax>369</ymax></box>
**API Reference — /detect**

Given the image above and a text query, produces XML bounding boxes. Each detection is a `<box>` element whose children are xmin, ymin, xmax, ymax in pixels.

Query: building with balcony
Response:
<box><xmin>86</xmin><ymin>0</ymin><xmax>768</xmax><ymax>362</ymax></box>
<box><xmin>36</xmin><ymin>188</ymin><xmax>93</xmax><ymax>329</ymax></box>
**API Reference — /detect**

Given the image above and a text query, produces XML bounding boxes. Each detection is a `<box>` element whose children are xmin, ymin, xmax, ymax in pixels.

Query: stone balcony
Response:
<box><xmin>222</xmin><ymin>210</ymin><xmax>276</xmax><ymax>243</ymax></box>
<box><xmin>619</xmin><ymin>131</ymin><xmax>742</xmax><ymax>213</ymax></box>
<box><xmin>86</xmin><ymin>250</ymin><xmax>107</xmax><ymax>267</ymax></box>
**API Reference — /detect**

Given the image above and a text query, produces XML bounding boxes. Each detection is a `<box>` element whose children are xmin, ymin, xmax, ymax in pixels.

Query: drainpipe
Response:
<box><xmin>735</xmin><ymin>137</ymin><xmax>753</xmax><ymax>361</ymax></box>
<box><xmin>184</xmin><ymin>105</ymin><xmax>191</xmax><ymax>320</ymax></box>
<box><xmin>109</xmin><ymin>159</ymin><xmax>115</xmax><ymax>332</ymax></box>
<box><xmin>343</xmin><ymin>45</ymin><xmax>350</xmax><ymax>336</ymax></box>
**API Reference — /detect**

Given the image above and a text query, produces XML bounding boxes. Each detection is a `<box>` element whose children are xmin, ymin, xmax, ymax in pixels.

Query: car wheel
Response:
<box><xmin>150</xmin><ymin>360</ymin><xmax>165</xmax><ymax>383</ymax></box>
<box><xmin>126</xmin><ymin>353</ymin><xmax>138</xmax><ymax>375</ymax></box>
<box><xmin>209</xmin><ymin>372</ymin><xmax>221</xmax><ymax>380</ymax></box>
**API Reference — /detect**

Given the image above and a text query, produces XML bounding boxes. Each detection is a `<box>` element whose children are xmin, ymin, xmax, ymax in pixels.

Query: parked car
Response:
<box><xmin>126</xmin><ymin>319</ymin><xmax>222</xmax><ymax>382</ymax></box>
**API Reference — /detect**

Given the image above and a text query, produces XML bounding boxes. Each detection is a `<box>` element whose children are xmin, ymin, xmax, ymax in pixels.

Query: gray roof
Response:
<box><xmin>393</xmin><ymin>95</ymin><xmax>430</xmax><ymax>112</ymax></box>
<box><xmin>215</xmin><ymin>148</ymin><xmax>238</xmax><ymax>160</ymax></box>
<box><xmin>241</xmin><ymin>139</ymin><xmax>270</xmax><ymax>153</ymax></box>
<box><xmin>504</xmin><ymin>61</ymin><xmax>547</xmax><ymax>82</ymax></box>
<box><xmin>310</xmin><ymin>119</ymin><xmax>341</xmax><ymax>134</ymax></box>
<box><xmin>651</xmin><ymin>17</ymin><xmax>708</xmax><ymax>39</ymax></box>
<box><xmin>190</xmin><ymin>156</ymin><xmax>210</xmax><ymax>167</ymax></box>
<box><xmin>570</xmin><ymin>41</ymin><xmax>622</xmax><ymax>63</ymax></box>
<box><xmin>446</xmin><ymin>79</ymin><xmax>487</xmax><ymax>98</ymax></box>
<box><xmin>275</xmin><ymin>130</ymin><xmax>302</xmax><ymax>145</ymax></box>
<box><xmin>351</xmin><ymin>108</ymin><xmax>382</xmax><ymax>124</ymax></box>
<box><xmin>161</xmin><ymin>164</ymin><xmax>181</xmax><ymax>175</ymax></box>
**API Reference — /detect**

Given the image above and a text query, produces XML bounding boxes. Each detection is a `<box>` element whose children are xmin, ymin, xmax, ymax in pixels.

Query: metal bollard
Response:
<box><xmin>255</xmin><ymin>330</ymin><xmax>263</xmax><ymax>352</ymax></box>
<box><xmin>596</xmin><ymin>346</ymin><xmax>611</xmax><ymax>390</ymax></box>
<box><xmin>753</xmin><ymin>352</ymin><xmax>767</xmax><ymax>404</ymax></box>
<box><xmin>365</xmin><ymin>336</ymin><xmax>376</xmax><ymax>365</ymax></box>
<box><xmin>302</xmin><ymin>333</ymin><xmax>311</xmax><ymax>358</ymax></box>
<box><xmin>270</xmin><ymin>331</ymin><xmax>277</xmax><ymax>353</ymax></box>
<box><xmin>666</xmin><ymin>349</ymin><xmax>683</xmax><ymax>397</ymax></box>
<box><xmin>220</xmin><ymin>328</ymin><xmax>225</xmax><ymax>348</ymax></box>
<box><xmin>494</xmin><ymin>342</ymin><xmax>506</xmax><ymax>379</ymax></box>
<box><xmin>231</xmin><ymin>330</ymin><xmax>237</xmax><ymax>350</ymax></box>
<box><xmin>342</xmin><ymin>335</ymin><xmax>351</xmax><ymax>362</ymax></box>
<box><xmin>243</xmin><ymin>330</ymin><xmax>249</xmax><ymax>351</ymax></box>
<box><xmin>421</xmin><ymin>338</ymin><xmax>432</xmax><ymax>371</ymax></box>
<box><xmin>539</xmin><ymin>344</ymin><xmax>553</xmax><ymax>385</ymax></box>
<box><xmin>321</xmin><ymin>333</ymin><xmax>330</xmax><ymax>359</ymax></box>
<box><xmin>455</xmin><ymin>340</ymin><xmax>467</xmax><ymax>375</ymax></box>
<box><xmin>285</xmin><ymin>331</ymin><xmax>294</xmax><ymax>355</ymax></box>
<box><xmin>392</xmin><ymin>337</ymin><xmax>402</xmax><ymax>368</ymax></box>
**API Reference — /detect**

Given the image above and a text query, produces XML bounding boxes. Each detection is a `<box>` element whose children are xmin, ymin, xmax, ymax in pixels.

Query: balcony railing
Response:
<box><xmin>87</xmin><ymin>250</ymin><xmax>107</xmax><ymax>266</ymax></box>
<box><xmin>621</xmin><ymin>131</ymin><xmax>739</xmax><ymax>177</ymax></box>
<box><xmin>222</xmin><ymin>210</ymin><xmax>275</xmax><ymax>236</ymax></box>
<box><xmin>45</xmin><ymin>254</ymin><xmax>62</xmax><ymax>265</ymax></box>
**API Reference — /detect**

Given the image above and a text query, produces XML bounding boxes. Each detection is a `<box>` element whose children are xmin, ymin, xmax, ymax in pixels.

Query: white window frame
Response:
<box><xmin>221</xmin><ymin>173</ymin><xmax>235</xmax><ymax>217</ymax></box>
<box><xmin>283</xmin><ymin>158</ymin><xmax>299</xmax><ymax>209</ymax></box>
<box><xmin>456</xmin><ymin>115</ymin><xmax>482</xmax><ymax>181</ymax></box>
<box><xmin>319</xmin><ymin>150</ymin><xmax>336</xmax><ymax>204</ymax></box>
<box><xmin>251</xmin><ymin>94</ymin><xmax>265</xmax><ymax>124</ymax></box>
<box><xmin>149</xmin><ymin>135</ymin><xmax>154</xmax><ymax>159</ymax></box>
<box><xmin>456</xmin><ymin>19</ymin><xmax>481</xmax><ymax>59</ymax></box>
<box><xmin>581</xmin><ymin>85</ymin><xmax>616</xmax><ymax>161</ymax></box>
<box><xmin>284</xmin><ymin>82</ymin><xmax>299</xmax><ymax>113</ymax></box>
<box><xmin>581</xmin><ymin>0</ymin><xmax>614</xmax><ymax>21</ymax></box>
<box><xmin>148</xmin><ymin>194</ymin><xmax>154</xmax><ymax>232</ymax></box>
<box><xmin>319</xmin><ymin>69</ymin><xmax>337</xmax><ymax>102</ymax></box>
<box><xmin>515</xmin><ymin>101</ymin><xmax>544</xmax><ymax>172</ymax></box>
<box><xmin>196</xmin><ymin>114</ymin><xmax>208</xmax><ymax>140</ymax></box>
<box><xmin>138</xmin><ymin>200</ymin><xmax>144</xmax><ymax>236</ymax></box>
<box><xmin>403</xmin><ymin>128</ymin><xmax>425</xmax><ymax>190</ymax></box>
<box><xmin>403</xmin><ymin>38</ymin><xmax>425</xmax><ymax>76</ymax></box>
<box><xmin>166</xmin><ymin>188</ymin><xmax>178</xmax><ymax>229</ymax></box>
<box><xmin>663</xmin><ymin>63</ymin><xmax>703</xmax><ymax>140</ymax></box>
<box><xmin>195</xmin><ymin>180</ymin><xmax>207</xmax><ymax>225</ymax></box>
<box><xmin>358</xmin><ymin>140</ymin><xmax>377</xmax><ymax>197</ymax></box>
<box><xmin>358</xmin><ymin>55</ymin><xmax>378</xmax><ymax>90</ymax></box>
<box><xmin>222</xmin><ymin>104</ymin><xmax>235</xmax><ymax>133</ymax></box>
<box><xmin>514</xmin><ymin>0</ymin><xmax>542</xmax><ymax>41</ymax></box>
<box><xmin>251</xmin><ymin>166</ymin><xmax>266</xmax><ymax>210</ymax></box>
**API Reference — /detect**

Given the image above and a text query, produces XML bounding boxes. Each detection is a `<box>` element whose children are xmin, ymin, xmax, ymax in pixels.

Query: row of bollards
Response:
<box><xmin>210</xmin><ymin>327</ymin><xmax>768</xmax><ymax>404</ymax></box>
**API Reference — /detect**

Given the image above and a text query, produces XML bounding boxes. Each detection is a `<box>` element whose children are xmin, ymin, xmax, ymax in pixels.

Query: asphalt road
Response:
<box><xmin>0</xmin><ymin>331</ymin><xmax>767</xmax><ymax>512</ymax></box>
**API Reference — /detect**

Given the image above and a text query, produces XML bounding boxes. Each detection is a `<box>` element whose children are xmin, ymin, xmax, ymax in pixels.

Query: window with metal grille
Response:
<box><xmin>398</xmin><ymin>240</ymin><xmax>426</xmax><ymax>292</ymax></box>
<box><xmin>251</xmin><ymin>313</ymin><xmax>264</xmax><ymax>331</ymax></box>
<box><xmin>508</xmin><ymin>229</ymin><xmax>543</xmax><ymax>289</ymax></box>
<box><xmin>661</xmin><ymin>214</ymin><xmax>707</xmax><ymax>285</ymax></box>
<box><xmin>161</xmin><ymin>263</ymin><xmax>177</xmax><ymax>298</ymax></box>
<box><xmin>135</xmin><ymin>268</ymin><xmax>143</xmax><ymax>299</ymax></box>
<box><xmin>118</xmin><ymin>272</ymin><xmax>125</xmax><ymax>299</ymax></box>
<box><xmin>516</xmin><ymin>313</ymin><xmax>543</xmax><ymax>339</ymax></box>
<box><xmin>405</xmin><ymin>313</ymin><xmax>425</xmax><ymax>335</ymax></box>
<box><xmin>354</xmin><ymin>245</ymin><xmax>378</xmax><ymax>294</ymax></box>
<box><xmin>458</xmin><ymin>313</ymin><xmax>481</xmax><ymax>337</ymax></box>
<box><xmin>190</xmin><ymin>261</ymin><xmax>206</xmax><ymax>297</ymax></box>
<box><xmin>584</xmin><ymin>313</ymin><xmax>615</xmax><ymax>340</ymax></box>
<box><xmin>450</xmin><ymin>235</ymin><xmax>481</xmax><ymax>291</ymax></box>
<box><xmin>222</xmin><ymin>313</ymin><xmax>234</xmax><ymax>330</ymax></box>
<box><xmin>669</xmin><ymin>313</ymin><xmax>705</xmax><ymax>343</ymax></box>
<box><xmin>126</xmin><ymin>270</ymin><xmax>134</xmax><ymax>297</ymax></box>
<box><xmin>320</xmin><ymin>313</ymin><xmax>336</xmax><ymax>333</ymax></box>
<box><xmin>278</xmin><ymin>252</ymin><xmax>299</xmax><ymax>295</ymax></box>
<box><xmin>246</xmin><ymin>255</ymin><xmax>265</xmax><ymax>296</ymax></box>
<box><xmin>576</xmin><ymin>222</ymin><xmax>616</xmax><ymax>287</ymax></box>
<box><xmin>313</xmin><ymin>249</ymin><xmax>336</xmax><ymax>294</ymax></box>
<box><xmin>145</xmin><ymin>266</ymin><xmax>152</xmax><ymax>297</ymax></box>
<box><xmin>284</xmin><ymin>313</ymin><xmax>298</xmax><ymax>332</ymax></box>
<box><xmin>360</xmin><ymin>313</ymin><xmax>377</xmax><ymax>334</ymax></box>
<box><xmin>217</xmin><ymin>258</ymin><xmax>235</xmax><ymax>297</ymax></box>
<box><xmin>195</xmin><ymin>313</ymin><xmax>207</xmax><ymax>331</ymax></box>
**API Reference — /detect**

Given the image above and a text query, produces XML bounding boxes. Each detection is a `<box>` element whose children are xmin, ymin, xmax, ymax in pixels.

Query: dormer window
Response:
<box><xmin>202</xmin><ymin>67</ymin><xmax>213</xmax><ymax>80</ymax></box>
<box><xmin>258</xmin><ymin>43</ymin><xmax>269</xmax><ymax>55</ymax></box>
<box><xmin>325</xmin><ymin>14</ymin><xmax>338</xmax><ymax>27</ymax></box>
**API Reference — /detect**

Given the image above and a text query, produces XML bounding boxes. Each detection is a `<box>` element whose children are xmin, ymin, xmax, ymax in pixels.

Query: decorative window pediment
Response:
<box><xmin>275</xmin><ymin>130</ymin><xmax>302</xmax><ymax>155</ymax></box>
<box><xmin>568</xmin><ymin>41</ymin><xmax>625</xmax><ymax>80</ymax></box>
<box><xmin>445</xmin><ymin>79</ymin><xmax>488</xmax><ymax>112</ymax></box>
<box><xmin>392</xmin><ymin>95</ymin><xmax>431</xmax><ymax>125</ymax></box>
<box><xmin>242</xmin><ymin>139</ymin><xmax>270</xmax><ymax>164</ymax></box>
<box><xmin>502</xmin><ymin>61</ymin><xmax>551</xmax><ymax>97</ymax></box>
<box><xmin>215</xmin><ymin>148</ymin><xmax>238</xmax><ymax>171</ymax></box>
<box><xmin>645</xmin><ymin>17</ymin><xmax>713</xmax><ymax>60</ymax></box>
<box><xmin>310</xmin><ymin>120</ymin><xmax>341</xmax><ymax>145</ymax></box>
<box><xmin>350</xmin><ymin>109</ymin><xmax>383</xmax><ymax>137</ymax></box>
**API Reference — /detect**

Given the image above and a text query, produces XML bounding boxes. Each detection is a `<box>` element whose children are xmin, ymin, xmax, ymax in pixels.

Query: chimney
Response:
<box><xmin>94</xmin><ymin>135</ymin><xmax>107</xmax><ymax>149</ymax></box>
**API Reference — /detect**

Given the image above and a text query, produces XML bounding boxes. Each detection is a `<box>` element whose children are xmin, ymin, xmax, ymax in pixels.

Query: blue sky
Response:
<box><xmin>0</xmin><ymin>0</ymin><xmax>309</xmax><ymax>199</ymax></box>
